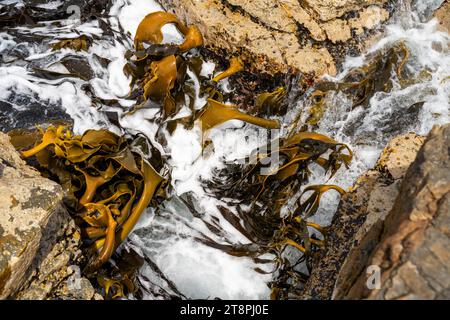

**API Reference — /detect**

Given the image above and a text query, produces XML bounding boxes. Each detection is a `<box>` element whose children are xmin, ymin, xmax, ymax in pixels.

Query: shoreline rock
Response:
<box><xmin>0</xmin><ymin>132</ymin><xmax>98</xmax><ymax>300</ymax></box>
<box><xmin>157</xmin><ymin>0</ymin><xmax>394</xmax><ymax>77</ymax></box>
<box><xmin>300</xmin><ymin>124</ymin><xmax>450</xmax><ymax>300</ymax></box>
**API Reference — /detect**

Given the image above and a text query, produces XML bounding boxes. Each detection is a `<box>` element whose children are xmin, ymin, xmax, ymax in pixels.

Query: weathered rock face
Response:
<box><xmin>300</xmin><ymin>132</ymin><xmax>426</xmax><ymax>299</ymax></box>
<box><xmin>0</xmin><ymin>132</ymin><xmax>98</xmax><ymax>300</ymax></box>
<box><xmin>301</xmin><ymin>124</ymin><xmax>450</xmax><ymax>300</ymax></box>
<box><xmin>158</xmin><ymin>0</ymin><xmax>392</xmax><ymax>76</ymax></box>
<box><xmin>434</xmin><ymin>0</ymin><xmax>450</xmax><ymax>33</ymax></box>
<box><xmin>346</xmin><ymin>124</ymin><xmax>450</xmax><ymax>299</ymax></box>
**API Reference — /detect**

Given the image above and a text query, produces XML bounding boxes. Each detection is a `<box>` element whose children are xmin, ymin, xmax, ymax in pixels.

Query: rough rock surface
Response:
<box><xmin>158</xmin><ymin>0</ymin><xmax>392</xmax><ymax>76</ymax></box>
<box><xmin>300</xmin><ymin>132</ymin><xmax>426</xmax><ymax>299</ymax></box>
<box><xmin>0</xmin><ymin>132</ymin><xmax>97</xmax><ymax>300</ymax></box>
<box><xmin>434</xmin><ymin>0</ymin><xmax>450</xmax><ymax>33</ymax></box>
<box><xmin>346</xmin><ymin>124</ymin><xmax>450</xmax><ymax>299</ymax></box>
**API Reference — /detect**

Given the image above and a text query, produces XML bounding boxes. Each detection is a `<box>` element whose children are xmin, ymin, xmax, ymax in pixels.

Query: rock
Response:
<box><xmin>346</xmin><ymin>124</ymin><xmax>450</xmax><ymax>299</ymax></box>
<box><xmin>433</xmin><ymin>0</ymin><xmax>450</xmax><ymax>34</ymax></box>
<box><xmin>300</xmin><ymin>132</ymin><xmax>425</xmax><ymax>299</ymax></box>
<box><xmin>158</xmin><ymin>0</ymin><xmax>392</xmax><ymax>76</ymax></box>
<box><xmin>0</xmin><ymin>132</ymin><xmax>97</xmax><ymax>300</ymax></box>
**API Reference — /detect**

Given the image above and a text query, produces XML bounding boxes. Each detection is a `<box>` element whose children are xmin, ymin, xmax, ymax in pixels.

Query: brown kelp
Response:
<box><xmin>19</xmin><ymin>125</ymin><xmax>165</xmax><ymax>272</ymax></box>
<box><xmin>316</xmin><ymin>43</ymin><xmax>410</xmax><ymax>109</ymax></box>
<box><xmin>51</xmin><ymin>35</ymin><xmax>92</xmax><ymax>52</ymax></box>
<box><xmin>204</xmin><ymin>131</ymin><xmax>352</xmax><ymax>298</ymax></box>
<box><xmin>197</xmin><ymin>99</ymin><xmax>280</xmax><ymax>141</ymax></box>
<box><xmin>212</xmin><ymin>56</ymin><xmax>244</xmax><ymax>83</ymax></box>
<box><xmin>7</xmin><ymin>7</ymin><xmax>356</xmax><ymax>300</ymax></box>
<box><xmin>124</xmin><ymin>11</ymin><xmax>281</xmax><ymax>146</ymax></box>
<box><xmin>124</xmin><ymin>11</ymin><xmax>203</xmax><ymax>118</ymax></box>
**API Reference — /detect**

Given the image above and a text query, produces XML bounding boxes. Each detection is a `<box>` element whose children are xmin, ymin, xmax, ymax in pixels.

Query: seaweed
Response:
<box><xmin>19</xmin><ymin>126</ymin><xmax>166</xmax><ymax>273</ymax></box>
<box><xmin>7</xmin><ymin>8</ymin><xmax>357</xmax><ymax>300</ymax></box>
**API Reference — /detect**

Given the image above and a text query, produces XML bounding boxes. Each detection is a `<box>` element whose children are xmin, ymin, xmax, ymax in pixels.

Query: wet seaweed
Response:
<box><xmin>5</xmin><ymin>8</ymin><xmax>356</xmax><ymax>300</ymax></box>
<box><xmin>18</xmin><ymin>125</ymin><xmax>166</xmax><ymax>274</ymax></box>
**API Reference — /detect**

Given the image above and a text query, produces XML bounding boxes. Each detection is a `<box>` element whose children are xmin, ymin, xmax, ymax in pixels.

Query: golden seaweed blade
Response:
<box><xmin>266</xmin><ymin>184</ymin><xmax>347</xmax><ymax>290</ymax></box>
<box><xmin>305</xmin><ymin>90</ymin><xmax>326</xmax><ymax>125</ymax></box>
<box><xmin>255</xmin><ymin>87</ymin><xmax>287</xmax><ymax>115</ymax></box>
<box><xmin>178</xmin><ymin>25</ymin><xmax>203</xmax><ymax>52</ymax></box>
<box><xmin>212</xmin><ymin>56</ymin><xmax>244</xmax><ymax>82</ymax></box>
<box><xmin>140</xmin><ymin>55</ymin><xmax>178</xmax><ymax>118</ymax></box>
<box><xmin>280</xmin><ymin>132</ymin><xmax>353</xmax><ymax>178</ymax></box>
<box><xmin>20</xmin><ymin>126</ymin><xmax>166</xmax><ymax>272</ymax></box>
<box><xmin>134</xmin><ymin>11</ymin><xmax>203</xmax><ymax>53</ymax></box>
<box><xmin>197</xmin><ymin>98</ymin><xmax>280</xmax><ymax>134</ymax></box>
<box><xmin>307</xmin><ymin>42</ymin><xmax>411</xmax><ymax>111</ymax></box>
<box><xmin>96</xmin><ymin>248</ymin><xmax>143</xmax><ymax>299</ymax></box>
<box><xmin>134</xmin><ymin>11</ymin><xmax>189</xmax><ymax>50</ymax></box>
<box><xmin>295</xmin><ymin>185</ymin><xmax>346</xmax><ymax>219</ymax></box>
<box><xmin>204</xmin><ymin>133</ymin><xmax>352</xmax><ymax>269</ymax></box>
<box><xmin>20</xmin><ymin>125</ymin><xmax>70</xmax><ymax>158</ymax></box>
<box><xmin>97</xmin><ymin>276</ymin><xmax>125</xmax><ymax>299</ymax></box>
<box><xmin>277</xmin><ymin>185</ymin><xmax>346</xmax><ymax>254</ymax></box>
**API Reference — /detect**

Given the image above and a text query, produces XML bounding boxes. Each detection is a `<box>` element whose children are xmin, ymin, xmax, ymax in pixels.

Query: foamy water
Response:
<box><xmin>0</xmin><ymin>0</ymin><xmax>448</xmax><ymax>299</ymax></box>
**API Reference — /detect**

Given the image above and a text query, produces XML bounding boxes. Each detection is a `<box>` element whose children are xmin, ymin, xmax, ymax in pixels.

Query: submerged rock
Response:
<box><xmin>0</xmin><ymin>132</ymin><xmax>96</xmax><ymax>300</ymax></box>
<box><xmin>301</xmin><ymin>124</ymin><xmax>450</xmax><ymax>299</ymax></box>
<box><xmin>157</xmin><ymin>0</ymin><xmax>392</xmax><ymax>76</ymax></box>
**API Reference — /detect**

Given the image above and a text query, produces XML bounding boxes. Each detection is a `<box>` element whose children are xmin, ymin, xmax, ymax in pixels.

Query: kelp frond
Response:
<box><xmin>178</xmin><ymin>26</ymin><xmax>203</xmax><ymax>52</ymax></box>
<box><xmin>197</xmin><ymin>98</ymin><xmax>280</xmax><ymax>135</ymax></box>
<box><xmin>21</xmin><ymin>126</ymin><xmax>166</xmax><ymax>271</ymax></box>
<box><xmin>51</xmin><ymin>35</ymin><xmax>91</xmax><ymax>51</ymax></box>
<box><xmin>212</xmin><ymin>56</ymin><xmax>244</xmax><ymax>82</ymax></box>
<box><xmin>134</xmin><ymin>11</ymin><xmax>189</xmax><ymax>50</ymax></box>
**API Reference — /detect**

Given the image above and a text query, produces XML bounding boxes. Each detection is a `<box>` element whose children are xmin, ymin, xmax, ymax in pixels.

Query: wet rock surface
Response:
<box><xmin>0</xmin><ymin>132</ymin><xmax>96</xmax><ymax>300</ymax></box>
<box><xmin>157</xmin><ymin>0</ymin><xmax>393</xmax><ymax>76</ymax></box>
<box><xmin>301</xmin><ymin>124</ymin><xmax>450</xmax><ymax>300</ymax></box>
<box><xmin>0</xmin><ymin>94</ymin><xmax>72</xmax><ymax>133</ymax></box>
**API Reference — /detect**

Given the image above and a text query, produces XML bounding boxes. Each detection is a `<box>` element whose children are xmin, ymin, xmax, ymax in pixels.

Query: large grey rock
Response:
<box><xmin>0</xmin><ymin>132</ymin><xmax>97</xmax><ymax>300</ymax></box>
<box><xmin>158</xmin><ymin>0</ymin><xmax>392</xmax><ymax>76</ymax></box>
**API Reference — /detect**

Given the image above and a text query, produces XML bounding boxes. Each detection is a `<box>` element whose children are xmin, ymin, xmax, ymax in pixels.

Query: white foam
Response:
<box><xmin>1</xmin><ymin>0</ymin><xmax>449</xmax><ymax>300</ymax></box>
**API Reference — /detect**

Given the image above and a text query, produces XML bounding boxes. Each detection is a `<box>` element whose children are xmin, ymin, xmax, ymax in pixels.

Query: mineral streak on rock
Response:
<box><xmin>157</xmin><ymin>0</ymin><xmax>392</xmax><ymax>76</ymax></box>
